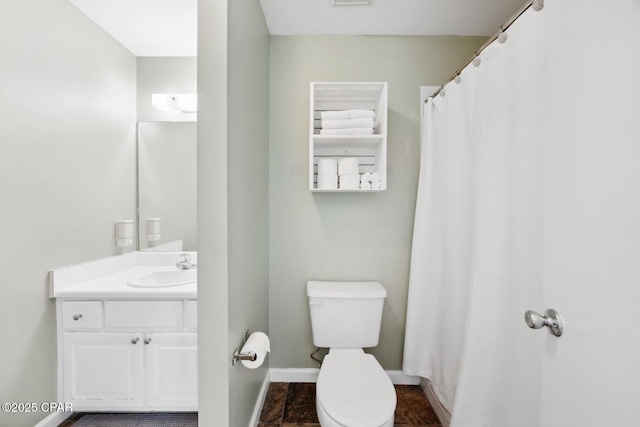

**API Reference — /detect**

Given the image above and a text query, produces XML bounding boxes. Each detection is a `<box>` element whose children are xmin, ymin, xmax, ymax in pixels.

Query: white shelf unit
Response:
<box><xmin>310</xmin><ymin>82</ymin><xmax>388</xmax><ymax>192</ymax></box>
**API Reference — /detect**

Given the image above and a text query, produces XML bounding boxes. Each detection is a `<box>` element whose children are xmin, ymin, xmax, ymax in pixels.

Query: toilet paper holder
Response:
<box><xmin>232</xmin><ymin>330</ymin><xmax>258</xmax><ymax>366</ymax></box>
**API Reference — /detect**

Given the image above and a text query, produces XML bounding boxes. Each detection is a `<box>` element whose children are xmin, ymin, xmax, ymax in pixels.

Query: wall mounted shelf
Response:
<box><xmin>310</xmin><ymin>82</ymin><xmax>388</xmax><ymax>192</ymax></box>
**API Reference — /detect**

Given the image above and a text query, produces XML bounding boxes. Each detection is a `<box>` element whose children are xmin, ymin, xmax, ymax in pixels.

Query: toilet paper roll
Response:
<box><xmin>339</xmin><ymin>174</ymin><xmax>360</xmax><ymax>190</ymax></box>
<box><xmin>317</xmin><ymin>158</ymin><xmax>337</xmax><ymax>175</ymax></box>
<box><xmin>338</xmin><ymin>158</ymin><xmax>359</xmax><ymax>175</ymax></box>
<box><xmin>317</xmin><ymin>174</ymin><xmax>338</xmax><ymax>190</ymax></box>
<box><xmin>241</xmin><ymin>332</ymin><xmax>270</xmax><ymax>369</ymax></box>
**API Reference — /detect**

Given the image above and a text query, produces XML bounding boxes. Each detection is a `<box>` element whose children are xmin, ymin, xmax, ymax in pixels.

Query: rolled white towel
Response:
<box><xmin>322</xmin><ymin>118</ymin><xmax>374</xmax><ymax>130</ymax></box>
<box><xmin>360</xmin><ymin>181</ymin><xmax>372</xmax><ymax>190</ymax></box>
<box><xmin>371</xmin><ymin>172</ymin><xmax>380</xmax><ymax>181</ymax></box>
<box><xmin>320</xmin><ymin>128</ymin><xmax>374</xmax><ymax>136</ymax></box>
<box><xmin>321</xmin><ymin>110</ymin><xmax>349</xmax><ymax>120</ymax></box>
<box><xmin>348</xmin><ymin>109</ymin><xmax>376</xmax><ymax>119</ymax></box>
<box><xmin>371</xmin><ymin>179</ymin><xmax>381</xmax><ymax>190</ymax></box>
<box><xmin>361</xmin><ymin>172</ymin><xmax>372</xmax><ymax>183</ymax></box>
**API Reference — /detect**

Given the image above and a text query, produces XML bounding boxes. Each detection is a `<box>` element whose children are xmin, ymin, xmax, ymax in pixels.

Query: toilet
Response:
<box><xmin>307</xmin><ymin>281</ymin><xmax>397</xmax><ymax>427</ymax></box>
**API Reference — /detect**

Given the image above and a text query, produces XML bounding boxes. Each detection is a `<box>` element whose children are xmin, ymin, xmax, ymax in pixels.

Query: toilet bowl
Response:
<box><xmin>316</xmin><ymin>349</ymin><xmax>396</xmax><ymax>427</ymax></box>
<box><xmin>307</xmin><ymin>281</ymin><xmax>396</xmax><ymax>427</ymax></box>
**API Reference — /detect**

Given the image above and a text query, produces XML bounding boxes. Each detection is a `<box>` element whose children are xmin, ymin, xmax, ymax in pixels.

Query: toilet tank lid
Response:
<box><xmin>307</xmin><ymin>281</ymin><xmax>387</xmax><ymax>298</ymax></box>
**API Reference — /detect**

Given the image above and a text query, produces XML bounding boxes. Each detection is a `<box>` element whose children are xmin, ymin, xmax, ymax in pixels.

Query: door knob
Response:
<box><xmin>524</xmin><ymin>309</ymin><xmax>563</xmax><ymax>337</ymax></box>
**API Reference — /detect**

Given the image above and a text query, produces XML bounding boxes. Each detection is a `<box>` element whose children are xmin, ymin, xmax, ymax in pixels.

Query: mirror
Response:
<box><xmin>138</xmin><ymin>122</ymin><xmax>197</xmax><ymax>251</ymax></box>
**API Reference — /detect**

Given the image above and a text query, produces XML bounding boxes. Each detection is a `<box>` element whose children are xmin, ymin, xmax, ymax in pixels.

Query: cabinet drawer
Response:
<box><xmin>104</xmin><ymin>301</ymin><xmax>183</xmax><ymax>329</ymax></box>
<box><xmin>62</xmin><ymin>301</ymin><xmax>102</xmax><ymax>329</ymax></box>
<box><xmin>185</xmin><ymin>301</ymin><xmax>197</xmax><ymax>330</ymax></box>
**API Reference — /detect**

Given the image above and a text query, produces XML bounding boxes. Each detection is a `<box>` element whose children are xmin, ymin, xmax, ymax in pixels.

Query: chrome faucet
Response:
<box><xmin>176</xmin><ymin>253</ymin><xmax>196</xmax><ymax>270</ymax></box>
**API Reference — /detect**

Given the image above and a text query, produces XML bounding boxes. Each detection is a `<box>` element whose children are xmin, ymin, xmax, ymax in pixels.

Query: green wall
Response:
<box><xmin>0</xmin><ymin>1</ymin><xmax>136</xmax><ymax>426</ymax></box>
<box><xmin>268</xmin><ymin>35</ymin><xmax>486</xmax><ymax>370</ymax></box>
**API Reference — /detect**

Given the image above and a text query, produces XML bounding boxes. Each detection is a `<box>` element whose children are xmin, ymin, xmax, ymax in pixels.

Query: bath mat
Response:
<box><xmin>71</xmin><ymin>412</ymin><xmax>198</xmax><ymax>426</ymax></box>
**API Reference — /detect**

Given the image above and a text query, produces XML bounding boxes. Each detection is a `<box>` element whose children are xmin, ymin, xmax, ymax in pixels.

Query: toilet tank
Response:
<box><xmin>307</xmin><ymin>281</ymin><xmax>387</xmax><ymax>348</ymax></box>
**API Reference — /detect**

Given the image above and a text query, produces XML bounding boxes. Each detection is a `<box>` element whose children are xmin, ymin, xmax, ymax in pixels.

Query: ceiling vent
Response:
<box><xmin>332</xmin><ymin>0</ymin><xmax>371</xmax><ymax>5</ymax></box>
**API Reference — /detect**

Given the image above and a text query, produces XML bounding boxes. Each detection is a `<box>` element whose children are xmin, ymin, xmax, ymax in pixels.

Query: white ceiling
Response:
<box><xmin>69</xmin><ymin>0</ymin><xmax>527</xmax><ymax>57</ymax></box>
<box><xmin>69</xmin><ymin>0</ymin><xmax>197</xmax><ymax>56</ymax></box>
<box><xmin>261</xmin><ymin>0</ymin><xmax>528</xmax><ymax>37</ymax></box>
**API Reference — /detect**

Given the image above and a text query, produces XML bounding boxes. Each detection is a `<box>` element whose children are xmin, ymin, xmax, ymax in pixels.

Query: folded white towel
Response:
<box><xmin>348</xmin><ymin>109</ymin><xmax>376</xmax><ymax>119</ymax></box>
<box><xmin>361</xmin><ymin>172</ymin><xmax>372</xmax><ymax>183</ymax></box>
<box><xmin>320</xmin><ymin>128</ymin><xmax>374</xmax><ymax>136</ymax></box>
<box><xmin>360</xmin><ymin>181</ymin><xmax>372</xmax><ymax>190</ymax></box>
<box><xmin>321</xmin><ymin>110</ymin><xmax>349</xmax><ymax>120</ymax></box>
<box><xmin>322</xmin><ymin>118</ymin><xmax>374</xmax><ymax>130</ymax></box>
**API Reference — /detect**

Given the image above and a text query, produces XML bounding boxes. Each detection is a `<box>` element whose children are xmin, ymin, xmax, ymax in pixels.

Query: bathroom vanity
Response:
<box><xmin>50</xmin><ymin>252</ymin><xmax>197</xmax><ymax>411</ymax></box>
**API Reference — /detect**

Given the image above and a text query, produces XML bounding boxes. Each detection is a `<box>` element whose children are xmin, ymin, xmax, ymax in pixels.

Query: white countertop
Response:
<box><xmin>54</xmin><ymin>262</ymin><xmax>197</xmax><ymax>299</ymax></box>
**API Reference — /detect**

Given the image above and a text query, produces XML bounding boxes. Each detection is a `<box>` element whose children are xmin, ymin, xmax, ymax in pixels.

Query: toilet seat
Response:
<box><xmin>316</xmin><ymin>349</ymin><xmax>396</xmax><ymax>427</ymax></box>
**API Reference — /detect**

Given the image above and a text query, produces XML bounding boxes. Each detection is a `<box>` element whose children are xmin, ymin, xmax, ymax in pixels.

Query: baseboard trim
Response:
<box><xmin>249</xmin><ymin>370</ymin><xmax>271</xmax><ymax>427</ymax></box>
<box><xmin>34</xmin><ymin>411</ymin><xmax>72</xmax><ymax>427</ymax></box>
<box><xmin>420</xmin><ymin>378</ymin><xmax>451</xmax><ymax>427</ymax></box>
<box><xmin>268</xmin><ymin>368</ymin><xmax>419</xmax><ymax>385</ymax></box>
<box><xmin>269</xmin><ymin>368</ymin><xmax>319</xmax><ymax>383</ymax></box>
<box><xmin>387</xmin><ymin>370</ymin><xmax>420</xmax><ymax>385</ymax></box>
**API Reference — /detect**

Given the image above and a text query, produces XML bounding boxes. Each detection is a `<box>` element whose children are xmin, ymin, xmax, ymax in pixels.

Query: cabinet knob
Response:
<box><xmin>144</xmin><ymin>337</ymin><xmax>152</xmax><ymax>345</ymax></box>
<box><xmin>131</xmin><ymin>337</ymin><xmax>140</xmax><ymax>345</ymax></box>
<box><xmin>73</xmin><ymin>314</ymin><xmax>83</xmax><ymax>321</ymax></box>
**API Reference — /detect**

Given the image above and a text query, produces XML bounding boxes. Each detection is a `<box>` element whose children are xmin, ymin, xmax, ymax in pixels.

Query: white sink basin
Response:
<box><xmin>127</xmin><ymin>270</ymin><xmax>197</xmax><ymax>288</ymax></box>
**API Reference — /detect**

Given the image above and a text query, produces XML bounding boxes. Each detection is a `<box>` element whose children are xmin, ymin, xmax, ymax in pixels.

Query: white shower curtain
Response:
<box><xmin>404</xmin><ymin>6</ymin><xmax>546</xmax><ymax>427</ymax></box>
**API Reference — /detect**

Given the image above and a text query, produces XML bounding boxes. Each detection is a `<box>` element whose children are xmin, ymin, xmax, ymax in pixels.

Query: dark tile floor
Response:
<box><xmin>57</xmin><ymin>412</ymin><xmax>198</xmax><ymax>426</ymax></box>
<box><xmin>258</xmin><ymin>382</ymin><xmax>442</xmax><ymax>427</ymax></box>
<box><xmin>58</xmin><ymin>383</ymin><xmax>440</xmax><ymax>426</ymax></box>
<box><xmin>58</xmin><ymin>412</ymin><xmax>87</xmax><ymax>426</ymax></box>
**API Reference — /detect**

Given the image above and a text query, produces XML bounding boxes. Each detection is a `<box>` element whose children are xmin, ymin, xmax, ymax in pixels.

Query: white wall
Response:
<box><xmin>198</xmin><ymin>0</ymin><xmax>270</xmax><ymax>425</ymax></box>
<box><xmin>227</xmin><ymin>0</ymin><xmax>271</xmax><ymax>425</ymax></box>
<box><xmin>0</xmin><ymin>1</ymin><xmax>137</xmax><ymax>426</ymax></box>
<box><xmin>197</xmin><ymin>0</ymin><xmax>230</xmax><ymax>424</ymax></box>
<box><xmin>268</xmin><ymin>36</ymin><xmax>486</xmax><ymax>370</ymax></box>
<box><xmin>137</xmin><ymin>57</ymin><xmax>197</xmax><ymax>122</ymax></box>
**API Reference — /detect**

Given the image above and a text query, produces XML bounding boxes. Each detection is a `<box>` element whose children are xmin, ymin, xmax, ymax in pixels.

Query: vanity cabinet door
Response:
<box><xmin>145</xmin><ymin>333</ymin><xmax>198</xmax><ymax>409</ymax></box>
<box><xmin>63</xmin><ymin>333</ymin><xmax>144</xmax><ymax>409</ymax></box>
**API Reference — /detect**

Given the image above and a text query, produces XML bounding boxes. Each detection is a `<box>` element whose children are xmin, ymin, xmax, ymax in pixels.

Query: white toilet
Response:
<box><xmin>307</xmin><ymin>281</ymin><xmax>397</xmax><ymax>427</ymax></box>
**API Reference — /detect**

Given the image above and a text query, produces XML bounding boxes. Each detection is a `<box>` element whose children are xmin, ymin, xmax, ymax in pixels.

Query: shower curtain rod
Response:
<box><xmin>426</xmin><ymin>0</ymin><xmax>542</xmax><ymax>101</ymax></box>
